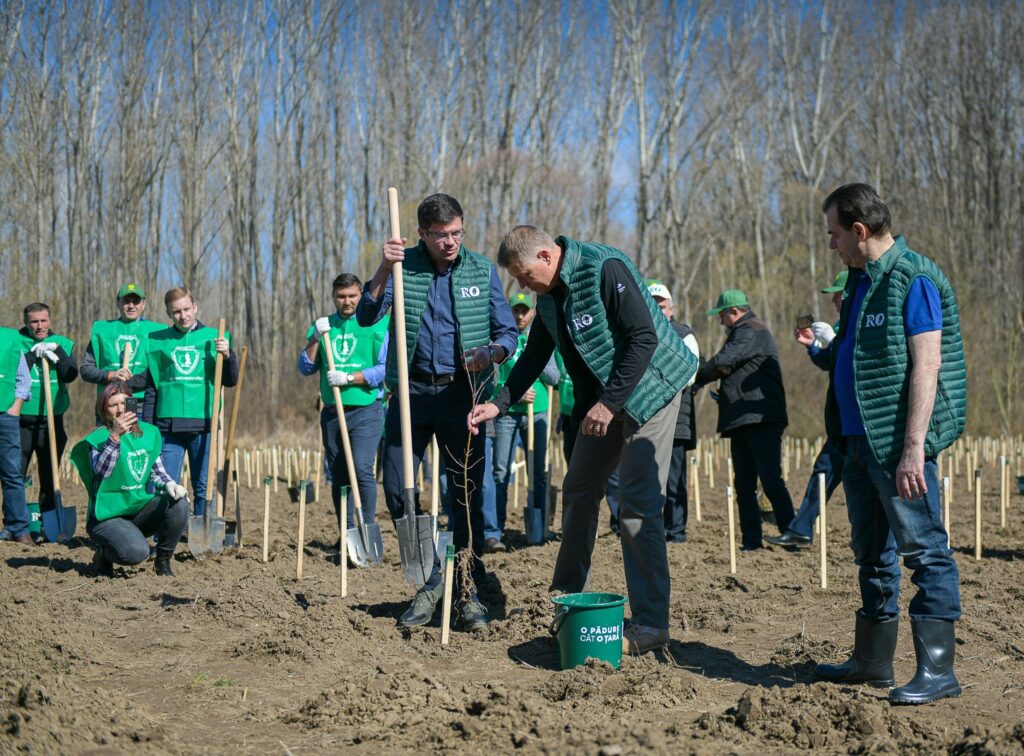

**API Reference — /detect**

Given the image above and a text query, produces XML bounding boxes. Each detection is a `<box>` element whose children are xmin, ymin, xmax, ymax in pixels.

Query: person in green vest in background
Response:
<box><xmin>142</xmin><ymin>287</ymin><xmax>238</xmax><ymax>517</ymax></box>
<box><xmin>487</xmin><ymin>291</ymin><xmax>559</xmax><ymax>552</ymax></box>
<box><xmin>469</xmin><ymin>225</ymin><xmax>698</xmax><ymax>655</ymax></box>
<box><xmin>80</xmin><ymin>283</ymin><xmax>165</xmax><ymax>408</ymax></box>
<box><xmin>0</xmin><ymin>327</ymin><xmax>33</xmax><ymax>545</ymax></box>
<box><xmin>298</xmin><ymin>272</ymin><xmax>389</xmax><ymax>540</ymax></box>
<box><xmin>72</xmin><ymin>382</ymin><xmax>190</xmax><ymax>577</ymax></box>
<box><xmin>19</xmin><ymin>303</ymin><xmax>78</xmax><ymax>543</ymax></box>
<box><xmin>554</xmin><ymin>349</ymin><xmax>576</xmax><ymax>463</ymax></box>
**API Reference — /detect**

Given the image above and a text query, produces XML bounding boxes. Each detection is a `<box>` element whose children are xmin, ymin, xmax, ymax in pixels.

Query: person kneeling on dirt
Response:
<box><xmin>71</xmin><ymin>382</ymin><xmax>189</xmax><ymax>577</ymax></box>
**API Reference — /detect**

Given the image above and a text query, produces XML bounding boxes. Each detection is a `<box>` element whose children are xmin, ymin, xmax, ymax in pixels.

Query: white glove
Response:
<box><xmin>810</xmin><ymin>321</ymin><xmax>836</xmax><ymax>348</ymax></box>
<box><xmin>166</xmin><ymin>482</ymin><xmax>188</xmax><ymax>501</ymax></box>
<box><xmin>327</xmin><ymin>370</ymin><xmax>350</xmax><ymax>387</ymax></box>
<box><xmin>314</xmin><ymin>317</ymin><xmax>332</xmax><ymax>338</ymax></box>
<box><xmin>31</xmin><ymin>341</ymin><xmax>59</xmax><ymax>363</ymax></box>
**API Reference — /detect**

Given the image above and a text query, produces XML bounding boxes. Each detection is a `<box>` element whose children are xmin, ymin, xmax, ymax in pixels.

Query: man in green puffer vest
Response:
<box><xmin>469</xmin><ymin>225</ymin><xmax>698</xmax><ymax>656</ymax></box>
<box><xmin>813</xmin><ymin>183</ymin><xmax>966</xmax><ymax>706</ymax></box>
<box><xmin>19</xmin><ymin>303</ymin><xmax>78</xmax><ymax>542</ymax></box>
<box><xmin>357</xmin><ymin>193</ymin><xmax>518</xmax><ymax>633</ymax></box>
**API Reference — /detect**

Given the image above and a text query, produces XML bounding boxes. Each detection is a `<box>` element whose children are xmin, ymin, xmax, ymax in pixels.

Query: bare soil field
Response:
<box><xmin>2</xmin><ymin>452</ymin><xmax>1023</xmax><ymax>754</ymax></box>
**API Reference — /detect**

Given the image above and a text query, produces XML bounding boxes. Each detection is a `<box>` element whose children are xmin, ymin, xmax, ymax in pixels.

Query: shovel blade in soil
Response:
<box><xmin>396</xmin><ymin>489</ymin><xmax>433</xmax><ymax>586</ymax></box>
<box><xmin>187</xmin><ymin>513</ymin><xmax>226</xmax><ymax>557</ymax></box>
<box><xmin>346</xmin><ymin>527</ymin><xmax>369</xmax><ymax>567</ymax></box>
<box><xmin>41</xmin><ymin>500</ymin><xmax>77</xmax><ymax>543</ymax></box>
<box><xmin>363</xmin><ymin>521</ymin><xmax>384</xmax><ymax>564</ymax></box>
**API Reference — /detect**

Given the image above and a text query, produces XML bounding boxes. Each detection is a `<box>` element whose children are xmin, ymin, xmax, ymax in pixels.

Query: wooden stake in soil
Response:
<box><xmin>440</xmin><ymin>543</ymin><xmax>455</xmax><ymax>646</ymax></box>
<box><xmin>431</xmin><ymin>436</ymin><xmax>441</xmax><ymax>532</ymax></box>
<box><xmin>314</xmin><ymin>450</ymin><xmax>322</xmax><ymax>503</ymax></box>
<box><xmin>272</xmin><ymin>447</ymin><xmax>280</xmax><ymax>493</ymax></box>
<box><xmin>974</xmin><ymin>469</ymin><xmax>982</xmax><ymax>561</ymax></box>
<box><xmin>262</xmin><ymin>476</ymin><xmax>271</xmax><ymax>563</ymax></box>
<box><xmin>726</xmin><ymin>485</ymin><xmax>736</xmax><ymax>575</ymax></box>
<box><xmin>296</xmin><ymin>478</ymin><xmax>308</xmax><ymax>580</ymax></box>
<box><xmin>692</xmin><ymin>456</ymin><xmax>702</xmax><ymax>522</ymax></box>
<box><xmin>942</xmin><ymin>476</ymin><xmax>951</xmax><ymax>549</ymax></box>
<box><xmin>1000</xmin><ymin>455</ymin><xmax>1007</xmax><ymax>529</ymax></box>
<box><xmin>818</xmin><ymin>472</ymin><xmax>827</xmax><ymax>590</ymax></box>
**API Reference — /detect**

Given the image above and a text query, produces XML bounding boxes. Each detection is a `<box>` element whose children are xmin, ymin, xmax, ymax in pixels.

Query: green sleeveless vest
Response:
<box><xmin>535</xmin><ymin>237</ymin><xmax>697</xmax><ymax>426</ymax></box>
<box><xmin>0</xmin><ymin>328</ymin><xmax>22</xmax><ymax>413</ymax></box>
<box><xmin>306</xmin><ymin>312</ymin><xmax>389</xmax><ymax>407</ymax></box>
<box><xmin>71</xmin><ymin>421</ymin><xmax>164</xmax><ymax>521</ymax></box>
<box><xmin>147</xmin><ymin>325</ymin><xmax>232</xmax><ymax>420</ymax></box>
<box><xmin>555</xmin><ymin>349</ymin><xmax>575</xmax><ymax>416</ymax></box>
<box><xmin>89</xmin><ymin>318</ymin><xmax>165</xmax><ymax>398</ymax></box>
<box><xmin>20</xmin><ymin>332</ymin><xmax>74</xmax><ymax>416</ymax></box>
<box><xmin>383</xmin><ymin>242</ymin><xmax>494</xmax><ymax>390</ymax></box>
<box><xmin>825</xmin><ymin>237</ymin><xmax>967</xmax><ymax>471</ymax></box>
<box><xmin>498</xmin><ymin>330</ymin><xmax>549</xmax><ymax>414</ymax></box>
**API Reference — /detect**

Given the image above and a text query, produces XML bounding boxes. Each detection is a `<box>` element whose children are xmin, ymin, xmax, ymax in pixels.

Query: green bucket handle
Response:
<box><xmin>549</xmin><ymin>604</ymin><xmax>570</xmax><ymax>636</ymax></box>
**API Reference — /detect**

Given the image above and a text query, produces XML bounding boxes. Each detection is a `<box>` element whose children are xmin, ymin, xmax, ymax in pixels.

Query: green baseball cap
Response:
<box><xmin>508</xmin><ymin>291</ymin><xmax>534</xmax><ymax>309</ymax></box>
<box><xmin>706</xmin><ymin>289</ymin><xmax>750</xmax><ymax>316</ymax></box>
<box><xmin>820</xmin><ymin>271</ymin><xmax>848</xmax><ymax>294</ymax></box>
<box><xmin>117</xmin><ymin>283</ymin><xmax>146</xmax><ymax>299</ymax></box>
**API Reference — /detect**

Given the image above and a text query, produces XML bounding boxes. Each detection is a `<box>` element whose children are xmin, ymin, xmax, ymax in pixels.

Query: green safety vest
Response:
<box><xmin>555</xmin><ymin>349</ymin><xmax>574</xmax><ymax>417</ymax></box>
<box><xmin>383</xmin><ymin>242</ymin><xmax>494</xmax><ymax>391</ymax></box>
<box><xmin>71</xmin><ymin>421</ymin><xmax>164</xmax><ymax>521</ymax></box>
<box><xmin>20</xmin><ymin>332</ymin><xmax>74</xmax><ymax>417</ymax></box>
<box><xmin>0</xmin><ymin>328</ymin><xmax>22</xmax><ymax>413</ymax></box>
<box><xmin>89</xmin><ymin>318</ymin><xmax>165</xmax><ymax>398</ymax></box>
<box><xmin>147</xmin><ymin>325</ymin><xmax>233</xmax><ymax>420</ymax></box>
<box><xmin>306</xmin><ymin>313</ymin><xmax>389</xmax><ymax>407</ymax></box>
<box><xmin>498</xmin><ymin>330</ymin><xmax>549</xmax><ymax>414</ymax></box>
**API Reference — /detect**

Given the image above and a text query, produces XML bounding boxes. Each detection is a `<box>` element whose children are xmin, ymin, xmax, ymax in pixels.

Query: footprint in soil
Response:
<box><xmin>665</xmin><ymin>640</ymin><xmax>814</xmax><ymax>688</ymax></box>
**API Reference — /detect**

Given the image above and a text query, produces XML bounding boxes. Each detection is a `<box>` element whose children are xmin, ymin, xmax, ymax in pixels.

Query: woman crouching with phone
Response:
<box><xmin>71</xmin><ymin>382</ymin><xmax>189</xmax><ymax>577</ymax></box>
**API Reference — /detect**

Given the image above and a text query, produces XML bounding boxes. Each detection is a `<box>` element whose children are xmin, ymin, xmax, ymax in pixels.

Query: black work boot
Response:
<box><xmin>889</xmin><ymin>619</ymin><xmax>961</xmax><ymax>705</ymax></box>
<box><xmin>93</xmin><ymin>548</ymin><xmax>114</xmax><ymax>578</ymax></box>
<box><xmin>154</xmin><ymin>548</ymin><xmax>176</xmax><ymax>577</ymax></box>
<box><xmin>815</xmin><ymin>614</ymin><xmax>898</xmax><ymax>688</ymax></box>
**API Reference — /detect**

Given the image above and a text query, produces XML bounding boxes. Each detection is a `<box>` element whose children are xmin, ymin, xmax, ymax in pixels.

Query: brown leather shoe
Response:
<box><xmin>15</xmin><ymin>533</ymin><xmax>33</xmax><ymax>546</ymax></box>
<box><xmin>483</xmin><ymin>537</ymin><xmax>506</xmax><ymax>554</ymax></box>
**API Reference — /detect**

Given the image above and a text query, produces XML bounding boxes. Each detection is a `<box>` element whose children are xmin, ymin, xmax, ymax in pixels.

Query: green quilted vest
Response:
<box><xmin>71</xmin><ymin>421</ymin><xmax>164</xmax><ymax>521</ymax></box>
<box><xmin>534</xmin><ymin>237</ymin><xmax>697</xmax><ymax>426</ymax></box>
<box><xmin>89</xmin><ymin>318</ymin><xmax>165</xmax><ymax>398</ymax></box>
<box><xmin>383</xmin><ymin>242</ymin><xmax>493</xmax><ymax>390</ymax></box>
<box><xmin>20</xmin><ymin>332</ymin><xmax>74</xmax><ymax>416</ymax></box>
<box><xmin>0</xmin><ymin>328</ymin><xmax>22</xmax><ymax>412</ymax></box>
<box><xmin>826</xmin><ymin>236</ymin><xmax>967</xmax><ymax>471</ymax></box>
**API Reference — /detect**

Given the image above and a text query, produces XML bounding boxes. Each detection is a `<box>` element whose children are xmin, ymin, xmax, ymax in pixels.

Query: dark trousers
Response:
<box><xmin>788</xmin><ymin>439</ymin><xmax>844</xmax><ymax>538</ymax></box>
<box><xmin>87</xmin><ymin>493</ymin><xmax>189</xmax><ymax>564</ymax></box>
<box><xmin>559</xmin><ymin>413</ymin><xmax>578</xmax><ymax>464</ymax></box>
<box><xmin>320</xmin><ymin>402</ymin><xmax>383</xmax><ymax>525</ymax></box>
<box><xmin>20</xmin><ymin>415</ymin><xmax>67</xmax><ymax>512</ymax></box>
<box><xmin>729</xmin><ymin>423</ymin><xmax>794</xmax><ymax>547</ymax></box>
<box><xmin>664</xmin><ymin>440</ymin><xmax>689</xmax><ymax>541</ymax></box>
<box><xmin>381</xmin><ymin>376</ymin><xmax>487</xmax><ymax>595</ymax></box>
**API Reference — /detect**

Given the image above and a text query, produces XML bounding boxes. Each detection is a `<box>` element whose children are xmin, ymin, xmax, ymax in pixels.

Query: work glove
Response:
<box><xmin>810</xmin><ymin>321</ymin><xmax>836</xmax><ymax>348</ymax></box>
<box><xmin>327</xmin><ymin>370</ymin><xmax>350</xmax><ymax>387</ymax></box>
<box><xmin>31</xmin><ymin>342</ymin><xmax>59</xmax><ymax>363</ymax></box>
<box><xmin>314</xmin><ymin>317</ymin><xmax>332</xmax><ymax>338</ymax></box>
<box><xmin>166</xmin><ymin>482</ymin><xmax>188</xmax><ymax>501</ymax></box>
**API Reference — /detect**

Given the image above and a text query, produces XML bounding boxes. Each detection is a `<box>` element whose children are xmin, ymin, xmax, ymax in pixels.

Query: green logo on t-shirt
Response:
<box><xmin>171</xmin><ymin>346</ymin><xmax>201</xmax><ymax>376</ymax></box>
<box><xmin>126</xmin><ymin>449</ymin><xmax>149</xmax><ymax>482</ymax></box>
<box><xmin>115</xmin><ymin>334</ymin><xmax>140</xmax><ymax>359</ymax></box>
<box><xmin>333</xmin><ymin>334</ymin><xmax>358</xmax><ymax>363</ymax></box>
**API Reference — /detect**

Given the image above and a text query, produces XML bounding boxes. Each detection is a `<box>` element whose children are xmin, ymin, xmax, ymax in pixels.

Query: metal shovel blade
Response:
<box><xmin>188</xmin><ymin>502</ymin><xmax>226</xmax><ymax>557</ymax></box>
<box><xmin>346</xmin><ymin>524</ymin><xmax>368</xmax><ymax>567</ymax></box>
<box><xmin>434</xmin><ymin>523</ymin><xmax>453</xmax><ymax>561</ymax></box>
<box><xmin>395</xmin><ymin>488</ymin><xmax>433</xmax><ymax>587</ymax></box>
<box><xmin>41</xmin><ymin>493</ymin><xmax>76</xmax><ymax>543</ymax></box>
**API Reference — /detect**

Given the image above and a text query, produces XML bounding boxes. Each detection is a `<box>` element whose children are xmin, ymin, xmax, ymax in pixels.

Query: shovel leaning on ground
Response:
<box><xmin>188</xmin><ymin>319</ymin><xmax>227</xmax><ymax>557</ymax></box>
<box><xmin>431</xmin><ymin>435</ymin><xmax>452</xmax><ymax>559</ymax></box>
<box><xmin>39</xmin><ymin>359</ymin><xmax>76</xmax><ymax>543</ymax></box>
<box><xmin>220</xmin><ymin>345</ymin><xmax>248</xmax><ymax>547</ymax></box>
<box><xmin>322</xmin><ymin>334</ymin><xmax>384</xmax><ymax>567</ymax></box>
<box><xmin>387</xmin><ymin>186</ymin><xmax>435</xmax><ymax>587</ymax></box>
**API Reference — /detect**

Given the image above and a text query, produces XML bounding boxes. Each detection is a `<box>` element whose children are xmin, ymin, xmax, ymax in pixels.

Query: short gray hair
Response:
<box><xmin>497</xmin><ymin>225</ymin><xmax>555</xmax><ymax>268</ymax></box>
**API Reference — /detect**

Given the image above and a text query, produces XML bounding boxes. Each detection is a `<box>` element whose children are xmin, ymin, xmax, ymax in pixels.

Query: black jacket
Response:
<box><xmin>695</xmin><ymin>310</ymin><xmax>787</xmax><ymax>434</ymax></box>
<box><xmin>670</xmin><ymin>320</ymin><xmax>697</xmax><ymax>446</ymax></box>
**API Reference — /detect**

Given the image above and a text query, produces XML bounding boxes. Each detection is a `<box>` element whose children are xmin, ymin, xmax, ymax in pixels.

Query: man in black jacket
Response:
<box><xmin>696</xmin><ymin>290</ymin><xmax>793</xmax><ymax>549</ymax></box>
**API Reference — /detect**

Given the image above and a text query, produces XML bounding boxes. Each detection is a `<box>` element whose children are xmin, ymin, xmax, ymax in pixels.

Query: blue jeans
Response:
<box><xmin>788</xmin><ymin>439</ymin><xmax>844</xmax><ymax>538</ymax></box>
<box><xmin>492</xmin><ymin>413</ymin><xmax>548</xmax><ymax>535</ymax></box>
<box><xmin>842</xmin><ymin>435</ymin><xmax>961</xmax><ymax>622</ymax></box>
<box><xmin>0</xmin><ymin>412</ymin><xmax>28</xmax><ymax>536</ymax></box>
<box><xmin>320</xmin><ymin>402</ymin><xmax>383</xmax><ymax>525</ymax></box>
<box><xmin>159</xmin><ymin>431</ymin><xmax>211</xmax><ymax>516</ymax></box>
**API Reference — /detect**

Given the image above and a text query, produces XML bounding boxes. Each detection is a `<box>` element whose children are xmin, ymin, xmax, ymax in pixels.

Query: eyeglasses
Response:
<box><xmin>423</xmin><ymin>228</ymin><xmax>465</xmax><ymax>242</ymax></box>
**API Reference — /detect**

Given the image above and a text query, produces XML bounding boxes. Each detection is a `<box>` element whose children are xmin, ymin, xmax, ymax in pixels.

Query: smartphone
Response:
<box><xmin>124</xmin><ymin>397</ymin><xmax>139</xmax><ymax>415</ymax></box>
<box><xmin>795</xmin><ymin>314</ymin><xmax>815</xmax><ymax>330</ymax></box>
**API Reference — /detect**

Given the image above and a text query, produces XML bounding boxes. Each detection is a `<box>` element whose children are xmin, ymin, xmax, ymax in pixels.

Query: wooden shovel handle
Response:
<box><xmin>206</xmin><ymin>320</ymin><xmax>226</xmax><ymax>509</ymax></box>
<box><xmin>322</xmin><ymin>335</ymin><xmax>352</xmax><ymax>593</ymax></box>
<box><xmin>120</xmin><ymin>342</ymin><xmax>133</xmax><ymax>371</ymax></box>
<box><xmin>388</xmin><ymin>187</ymin><xmax>415</xmax><ymax>490</ymax></box>
<box><xmin>40</xmin><ymin>359</ymin><xmax>62</xmax><ymax>494</ymax></box>
<box><xmin>223</xmin><ymin>345</ymin><xmax>248</xmax><ymax>467</ymax></box>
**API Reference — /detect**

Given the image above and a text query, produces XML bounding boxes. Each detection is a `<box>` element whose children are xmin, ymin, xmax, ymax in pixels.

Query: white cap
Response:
<box><xmin>646</xmin><ymin>281</ymin><xmax>672</xmax><ymax>302</ymax></box>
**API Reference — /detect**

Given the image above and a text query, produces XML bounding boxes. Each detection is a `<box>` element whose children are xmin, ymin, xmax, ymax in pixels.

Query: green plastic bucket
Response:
<box><xmin>550</xmin><ymin>592</ymin><xmax>627</xmax><ymax>670</ymax></box>
<box><xmin>26</xmin><ymin>502</ymin><xmax>41</xmax><ymax>536</ymax></box>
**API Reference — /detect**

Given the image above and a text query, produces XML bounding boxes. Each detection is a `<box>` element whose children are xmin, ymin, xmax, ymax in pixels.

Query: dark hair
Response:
<box><xmin>23</xmin><ymin>302</ymin><xmax>50</xmax><ymax>318</ymax></box>
<box><xmin>821</xmin><ymin>183</ymin><xmax>891</xmax><ymax>239</ymax></box>
<box><xmin>97</xmin><ymin>381</ymin><xmax>142</xmax><ymax>437</ymax></box>
<box><xmin>332</xmin><ymin>273</ymin><xmax>362</xmax><ymax>290</ymax></box>
<box><xmin>417</xmin><ymin>193</ymin><xmax>463</xmax><ymax>229</ymax></box>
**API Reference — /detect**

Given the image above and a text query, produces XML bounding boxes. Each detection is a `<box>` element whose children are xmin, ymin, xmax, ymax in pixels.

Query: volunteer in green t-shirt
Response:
<box><xmin>141</xmin><ymin>287</ymin><xmax>238</xmax><ymax>516</ymax></box>
<box><xmin>71</xmin><ymin>382</ymin><xmax>190</xmax><ymax>577</ymax></box>
<box><xmin>487</xmin><ymin>292</ymin><xmax>559</xmax><ymax>551</ymax></box>
<box><xmin>81</xmin><ymin>283</ymin><xmax>165</xmax><ymax>404</ymax></box>
<box><xmin>19</xmin><ymin>303</ymin><xmax>78</xmax><ymax>542</ymax></box>
<box><xmin>298</xmin><ymin>272</ymin><xmax>388</xmax><ymax>536</ymax></box>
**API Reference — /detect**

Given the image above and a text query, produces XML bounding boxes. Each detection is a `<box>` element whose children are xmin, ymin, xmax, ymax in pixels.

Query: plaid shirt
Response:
<box><xmin>91</xmin><ymin>436</ymin><xmax>173</xmax><ymax>487</ymax></box>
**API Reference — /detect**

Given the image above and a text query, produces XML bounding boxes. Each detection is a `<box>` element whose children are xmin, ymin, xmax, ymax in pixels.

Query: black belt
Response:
<box><xmin>410</xmin><ymin>371</ymin><xmax>461</xmax><ymax>385</ymax></box>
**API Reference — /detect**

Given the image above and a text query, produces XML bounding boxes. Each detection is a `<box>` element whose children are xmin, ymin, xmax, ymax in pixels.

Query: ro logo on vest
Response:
<box><xmin>126</xmin><ymin>449</ymin><xmax>149</xmax><ymax>483</ymax></box>
<box><xmin>459</xmin><ymin>286</ymin><xmax>481</xmax><ymax>298</ymax></box>
<box><xmin>864</xmin><ymin>313</ymin><xmax>886</xmax><ymax>328</ymax></box>
<box><xmin>571</xmin><ymin>313</ymin><xmax>594</xmax><ymax>331</ymax></box>
<box><xmin>171</xmin><ymin>346</ymin><xmax>202</xmax><ymax>375</ymax></box>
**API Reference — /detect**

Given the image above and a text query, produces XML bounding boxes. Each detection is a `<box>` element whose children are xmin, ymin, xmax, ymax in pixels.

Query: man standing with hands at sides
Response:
<box><xmin>81</xmin><ymin>284</ymin><xmax>164</xmax><ymax>406</ymax></box>
<box><xmin>142</xmin><ymin>288</ymin><xmax>238</xmax><ymax>516</ymax></box>
<box><xmin>813</xmin><ymin>183</ymin><xmax>965</xmax><ymax>705</ymax></box>
<box><xmin>357</xmin><ymin>193</ymin><xmax>518</xmax><ymax>632</ymax></box>
<box><xmin>298</xmin><ymin>273</ymin><xmax>389</xmax><ymax>543</ymax></box>
<box><xmin>19</xmin><ymin>303</ymin><xmax>78</xmax><ymax>543</ymax></box>
<box><xmin>469</xmin><ymin>226</ymin><xmax>698</xmax><ymax>655</ymax></box>
<box><xmin>0</xmin><ymin>326</ymin><xmax>33</xmax><ymax>545</ymax></box>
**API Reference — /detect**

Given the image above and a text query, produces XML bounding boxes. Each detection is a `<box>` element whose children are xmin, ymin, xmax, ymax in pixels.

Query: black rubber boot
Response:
<box><xmin>93</xmin><ymin>548</ymin><xmax>114</xmax><ymax>578</ymax></box>
<box><xmin>889</xmin><ymin>619</ymin><xmax>961</xmax><ymax>705</ymax></box>
<box><xmin>154</xmin><ymin>548</ymin><xmax>176</xmax><ymax>577</ymax></box>
<box><xmin>815</xmin><ymin>614</ymin><xmax>898</xmax><ymax>687</ymax></box>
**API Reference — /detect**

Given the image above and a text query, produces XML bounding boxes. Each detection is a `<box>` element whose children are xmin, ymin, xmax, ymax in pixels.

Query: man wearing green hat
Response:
<box><xmin>765</xmin><ymin>271</ymin><xmax>848</xmax><ymax>550</ymax></box>
<box><xmin>81</xmin><ymin>284</ymin><xmax>166</xmax><ymax>406</ymax></box>
<box><xmin>696</xmin><ymin>289</ymin><xmax>793</xmax><ymax>549</ymax></box>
